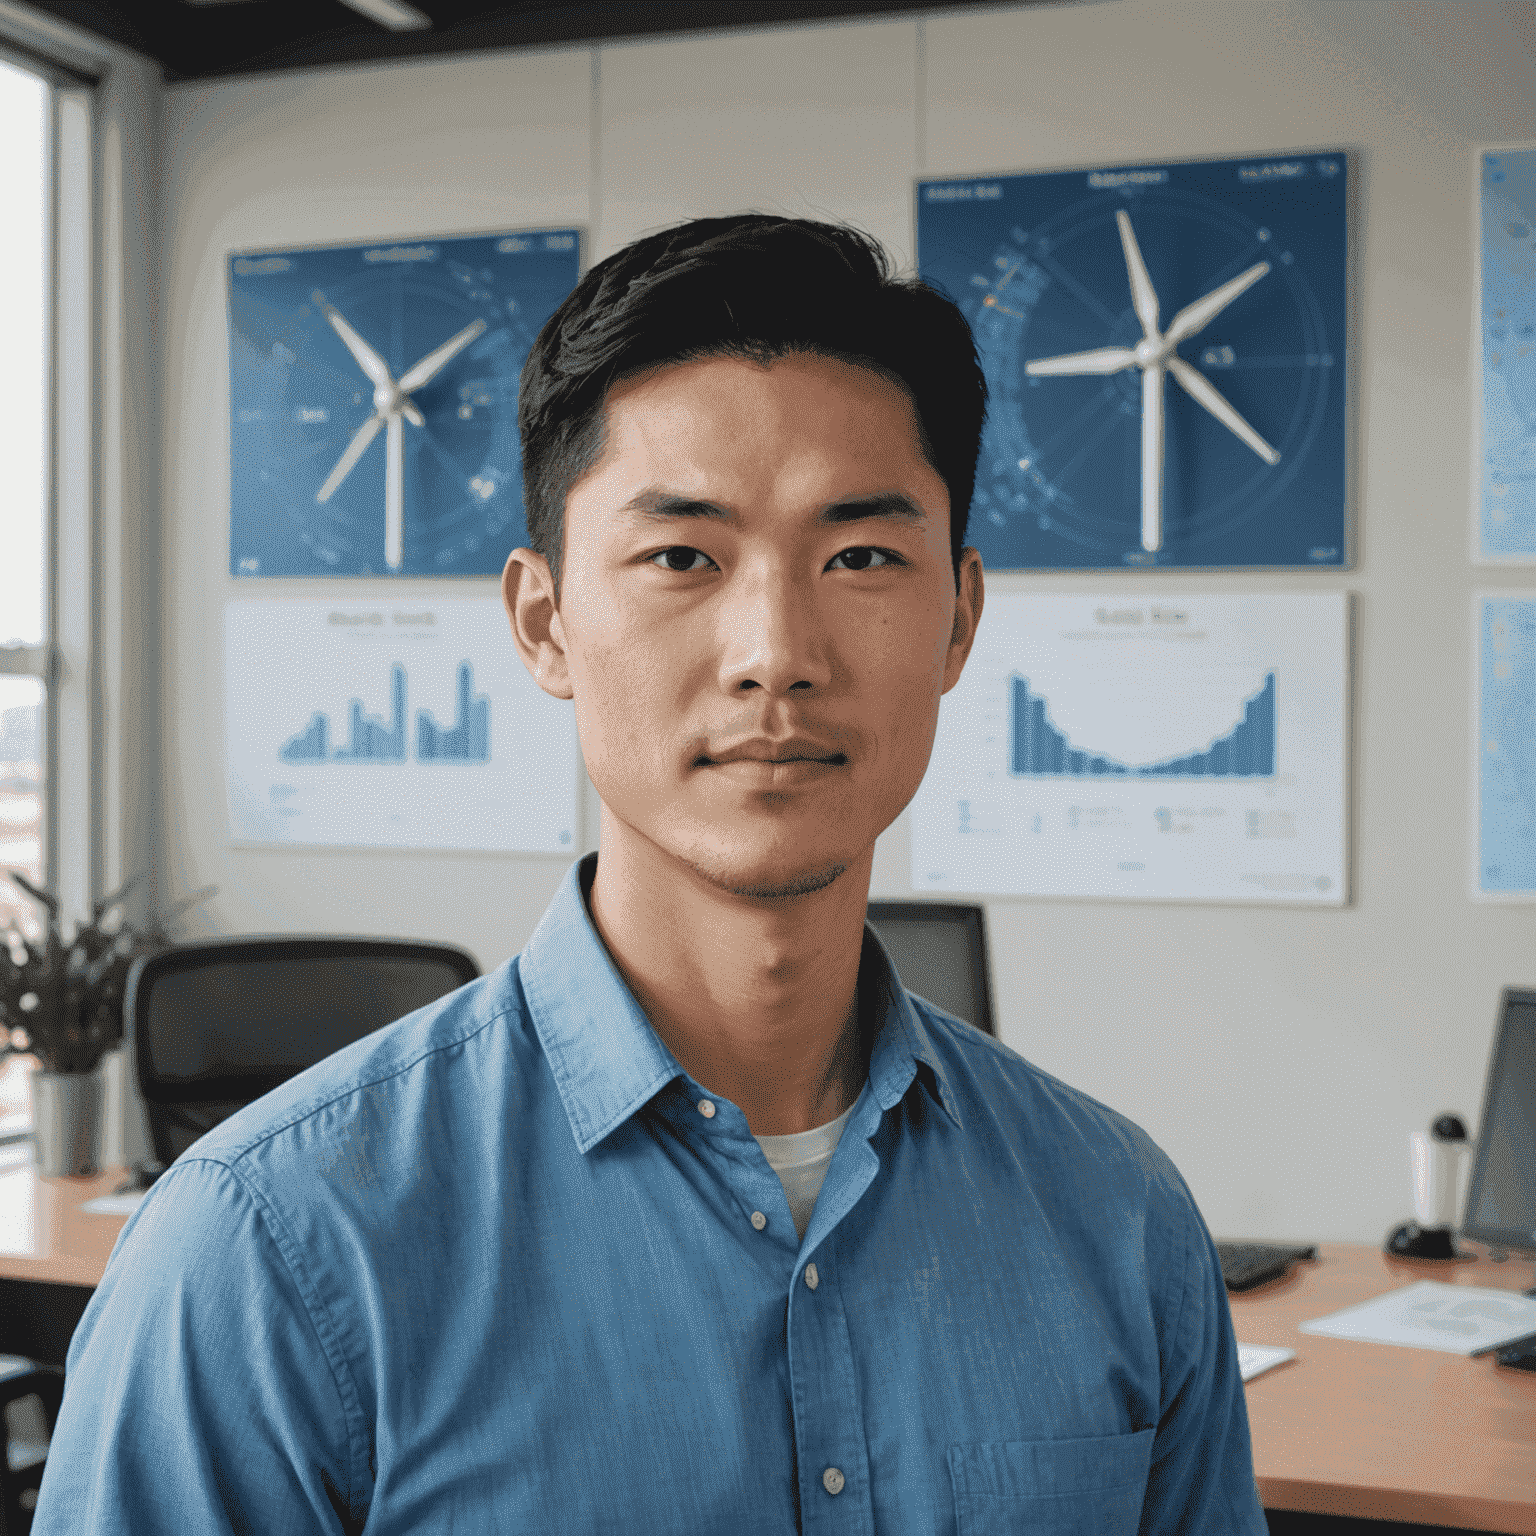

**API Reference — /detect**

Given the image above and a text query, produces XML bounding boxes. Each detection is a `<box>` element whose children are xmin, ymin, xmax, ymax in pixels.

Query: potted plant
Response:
<box><xmin>0</xmin><ymin>872</ymin><xmax>216</xmax><ymax>1177</ymax></box>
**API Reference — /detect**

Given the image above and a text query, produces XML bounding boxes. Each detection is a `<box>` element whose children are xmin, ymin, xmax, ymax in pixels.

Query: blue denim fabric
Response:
<box><xmin>33</xmin><ymin>852</ymin><xmax>1265</xmax><ymax>1534</ymax></box>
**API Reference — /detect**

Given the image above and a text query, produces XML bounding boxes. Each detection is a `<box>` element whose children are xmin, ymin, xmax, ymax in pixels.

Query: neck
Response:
<box><xmin>585</xmin><ymin>805</ymin><xmax>873</xmax><ymax>1136</ymax></box>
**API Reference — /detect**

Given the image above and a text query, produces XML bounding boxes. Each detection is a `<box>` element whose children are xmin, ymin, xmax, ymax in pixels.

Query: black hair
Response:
<box><xmin>516</xmin><ymin>212</ymin><xmax>988</xmax><ymax>602</ymax></box>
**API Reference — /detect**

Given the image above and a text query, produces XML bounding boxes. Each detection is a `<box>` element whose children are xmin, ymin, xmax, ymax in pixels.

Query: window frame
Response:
<box><xmin>0</xmin><ymin>51</ymin><xmax>86</xmax><ymax>1143</ymax></box>
<box><xmin>0</xmin><ymin>17</ymin><xmax>157</xmax><ymax>1169</ymax></box>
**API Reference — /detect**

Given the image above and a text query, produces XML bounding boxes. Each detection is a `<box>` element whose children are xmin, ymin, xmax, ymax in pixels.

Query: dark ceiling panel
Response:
<box><xmin>16</xmin><ymin>1</ymin><xmax>1071</xmax><ymax>82</ymax></box>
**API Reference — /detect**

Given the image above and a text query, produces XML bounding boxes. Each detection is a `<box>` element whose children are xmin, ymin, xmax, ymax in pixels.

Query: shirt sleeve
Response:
<box><xmin>30</xmin><ymin>1157</ymin><xmax>369</xmax><ymax>1536</ymax></box>
<box><xmin>1139</xmin><ymin>1165</ymin><xmax>1269</xmax><ymax>1536</ymax></box>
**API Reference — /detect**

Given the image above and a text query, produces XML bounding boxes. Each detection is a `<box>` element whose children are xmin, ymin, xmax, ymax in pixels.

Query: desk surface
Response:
<box><xmin>0</xmin><ymin>1158</ymin><xmax>133</xmax><ymax>1289</ymax></box>
<box><xmin>1228</xmin><ymin>1238</ymin><xmax>1536</xmax><ymax>1533</ymax></box>
<box><xmin>3</xmin><ymin>1164</ymin><xmax>1534</xmax><ymax>1531</ymax></box>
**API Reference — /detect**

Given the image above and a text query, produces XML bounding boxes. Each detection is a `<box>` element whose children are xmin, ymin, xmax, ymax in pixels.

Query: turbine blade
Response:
<box><xmin>1117</xmin><ymin>210</ymin><xmax>1161</xmax><ymax>338</ymax></box>
<box><xmin>1164</xmin><ymin>261</ymin><xmax>1271</xmax><ymax>347</ymax></box>
<box><xmin>316</xmin><ymin>414</ymin><xmax>383</xmax><ymax>503</ymax></box>
<box><xmin>1025</xmin><ymin>346</ymin><xmax>1139</xmax><ymax>376</ymax></box>
<box><xmin>398</xmin><ymin>319</ymin><xmax>488</xmax><ymax>394</ymax></box>
<box><xmin>1167</xmin><ymin>356</ymin><xmax>1280</xmax><ymax>463</ymax></box>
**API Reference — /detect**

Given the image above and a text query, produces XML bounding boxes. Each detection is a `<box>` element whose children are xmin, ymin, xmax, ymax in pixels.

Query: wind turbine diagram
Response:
<box><xmin>1024</xmin><ymin>210</ymin><xmax>1279</xmax><ymax>554</ymax></box>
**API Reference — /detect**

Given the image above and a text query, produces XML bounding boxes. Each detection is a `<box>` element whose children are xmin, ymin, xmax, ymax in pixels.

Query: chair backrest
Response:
<box><xmin>1</xmin><ymin>1359</ymin><xmax>63</xmax><ymax>1533</ymax></box>
<box><xmin>124</xmin><ymin>936</ymin><xmax>480</xmax><ymax>1166</ymax></box>
<box><xmin>865</xmin><ymin>901</ymin><xmax>996</xmax><ymax>1037</ymax></box>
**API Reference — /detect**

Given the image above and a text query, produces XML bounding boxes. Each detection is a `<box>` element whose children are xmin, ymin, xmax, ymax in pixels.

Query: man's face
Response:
<box><xmin>505</xmin><ymin>350</ymin><xmax>983</xmax><ymax>901</ymax></box>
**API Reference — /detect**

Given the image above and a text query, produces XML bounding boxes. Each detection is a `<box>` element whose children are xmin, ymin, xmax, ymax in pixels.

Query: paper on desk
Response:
<box><xmin>79</xmin><ymin>1192</ymin><xmax>146</xmax><ymax>1215</ymax></box>
<box><xmin>1237</xmin><ymin>1344</ymin><xmax>1296</xmax><ymax>1381</ymax></box>
<box><xmin>1298</xmin><ymin>1280</ymin><xmax>1536</xmax><ymax>1355</ymax></box>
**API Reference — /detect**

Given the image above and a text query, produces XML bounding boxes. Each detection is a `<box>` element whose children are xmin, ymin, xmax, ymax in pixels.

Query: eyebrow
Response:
<box><xmin>616</xmin><ymin>488</ymin><xmax>928</xmax><ymax>529</ymax></box>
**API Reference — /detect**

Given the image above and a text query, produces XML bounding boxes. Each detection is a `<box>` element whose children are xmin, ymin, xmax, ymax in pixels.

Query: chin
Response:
<box><xmin>678</xmin><ymin>840</ymin><xmax>852</xmax><ymax>903</ymax></box>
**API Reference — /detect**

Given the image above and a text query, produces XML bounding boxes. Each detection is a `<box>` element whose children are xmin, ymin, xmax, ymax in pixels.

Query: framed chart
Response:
<box><xmin>1474</xmin><ymin>592</ymin><xmax>1536</xmax><ymax>898</ymax></box>
<box><xmin>1475</xmin><ymin>146</ymin><xmax>1536</xmax><ymax>564</ymax></box>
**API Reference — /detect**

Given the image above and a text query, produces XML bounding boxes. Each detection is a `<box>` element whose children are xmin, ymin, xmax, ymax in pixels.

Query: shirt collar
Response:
<box><xmin>518</xmin><ymin>852</ymin><xmax>962</xmax><ymax>1154</ymax></box>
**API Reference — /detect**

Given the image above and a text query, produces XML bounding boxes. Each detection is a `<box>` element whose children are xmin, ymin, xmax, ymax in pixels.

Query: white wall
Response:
<box><xmin>151</xmin><ymin>0</ymin><xmax>1536</xmax><ymax>1243</ymax></box>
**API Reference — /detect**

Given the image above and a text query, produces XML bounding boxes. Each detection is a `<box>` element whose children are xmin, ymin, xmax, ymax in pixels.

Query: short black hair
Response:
<box><xmin>517</xmin><ymin>213</ymin><xmax>988</xmax><ymax>603</ymax></box>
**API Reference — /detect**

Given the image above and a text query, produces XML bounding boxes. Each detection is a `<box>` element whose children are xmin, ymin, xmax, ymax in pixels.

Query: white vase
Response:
<box><xmin>30</xmin><ymin>1067</ymin><xmax>105</xmax><ymax>1178</ymax></box>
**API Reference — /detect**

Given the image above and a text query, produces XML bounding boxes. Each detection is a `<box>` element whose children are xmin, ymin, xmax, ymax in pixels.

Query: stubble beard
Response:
<box><xmin>683</xmin><ymin>850</ymin><xmax>850</xmax><ymax>902</ymax></box>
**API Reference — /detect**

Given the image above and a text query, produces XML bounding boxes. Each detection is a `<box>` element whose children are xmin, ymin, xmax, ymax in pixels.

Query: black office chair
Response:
<box><xmin>125</xmin><ymin>935</ymin><xmax>481</xmax><ymax>1168</ymax></box>
<box><xmin>865</xmin><ymin>901</ymin><xmax>996</xmax><ymax>1037</ymax></box>
<box><xmin>0</xmin><ymin>1359</ymin><xmax>62</xmax><ymax>1536</ymax></box>
<box><xmin>1</xmin><ymin>935</ymin><xmax>478</xmax><ymax>1521</ymax></box>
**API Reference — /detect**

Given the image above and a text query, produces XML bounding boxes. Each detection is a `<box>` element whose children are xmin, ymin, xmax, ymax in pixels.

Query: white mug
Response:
<box><xmin>1409</xmin><ymin>1129</ymin><xmax>1471</xmax><ymax>1229</ymax></box>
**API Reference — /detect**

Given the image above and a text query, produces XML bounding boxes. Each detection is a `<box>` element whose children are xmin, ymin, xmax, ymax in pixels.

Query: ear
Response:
<box><xmin>941</xmin><ymin>547</ymin><xmax>984</xmax><ymax>695</ymax></box>
<box><xmin>502</xmin><ymin>547</ymin><xmax>574</xmax><ymax>700</ymax></box>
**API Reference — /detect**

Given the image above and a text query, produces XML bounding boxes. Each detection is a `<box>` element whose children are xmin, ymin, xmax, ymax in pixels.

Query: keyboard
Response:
<box><xmin>1216</xmin><ymin>1241</ymin><xmax>1318</xmax><ymax>1292</ymax></box>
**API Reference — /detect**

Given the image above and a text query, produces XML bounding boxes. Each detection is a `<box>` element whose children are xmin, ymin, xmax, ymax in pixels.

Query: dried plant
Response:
<box><xmin>1</xmin><ymin>873</ymin><xmax>218</xmax><ymax>1075</ymax></box>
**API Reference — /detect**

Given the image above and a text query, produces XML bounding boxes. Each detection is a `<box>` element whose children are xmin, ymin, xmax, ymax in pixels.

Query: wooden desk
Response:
<box><xmin>1232</xmin><ymin>1239</ymin><xmax>1536</xmax><ymax>1534</ymax></box>
<box><xmin>0</xmin><ymin>1158</ymin><xmax>134</xmax><ymax>1368</ymax></box>
<box><xmin>3</xmin><ymin>1173</ymin><xmax>1534</xmax><ymax>1531</ymax></box>
<box><xmin>0</xmin><ymin>1159</ymin><xmax>133</xmax><ymax>1289</ymax></box>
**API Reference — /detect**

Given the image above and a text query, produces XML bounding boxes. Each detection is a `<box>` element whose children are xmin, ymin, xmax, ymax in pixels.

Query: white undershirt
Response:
<box><xmin>754</xmin><ymin>1099</ymin><xmax>858</xmax><ymax>1242</ymax></box>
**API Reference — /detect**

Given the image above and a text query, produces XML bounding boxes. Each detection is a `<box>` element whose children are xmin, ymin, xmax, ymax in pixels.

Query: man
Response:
<box><xmin>33</xmin><ymin>214</ymin><xmax>1266</xmax><ymax>1533</ymax></box>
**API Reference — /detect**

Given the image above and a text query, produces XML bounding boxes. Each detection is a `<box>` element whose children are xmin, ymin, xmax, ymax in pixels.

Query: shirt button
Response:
<box><xmin>805</xmin><ymin>1263</ymin><xmax>819</xmax><ymax>1290</ymax></box>
<box><xmin>697</xmin><ymin>1099</ymin><xmax>715</xmax><ymax>1118</ymax></box>
<box><xmin>750</xmin><ymin>1211</ymin><xmax>766</xmax><ymax>1230</ymax></box>
<box><xmin>822</xmin><ymin>1467</ymin><xmax>845</xmax><ymax>1496</ymax></box>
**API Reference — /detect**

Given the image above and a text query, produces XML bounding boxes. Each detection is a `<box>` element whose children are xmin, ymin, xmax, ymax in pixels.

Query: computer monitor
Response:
<box><xmin>865</xmin><ymin>901</ymin><xmax>995</xmax><ymax>1037</ymax></box>
<box><xmin>1460</xmin><ymin>987</ymin><xmax>1536</xmax><ymax>1283</ymax></box>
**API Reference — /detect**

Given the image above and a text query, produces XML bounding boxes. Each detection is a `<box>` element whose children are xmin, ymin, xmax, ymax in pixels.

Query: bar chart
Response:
<box><xmin>1010</xmin><ymin>672</ymin><xmax>1276</xmax><ymax>779</ymax></box>
<box><xmin>279</xmin><ymin>661</ymin><xmax>490</xmax><ymax>765</ymax></box>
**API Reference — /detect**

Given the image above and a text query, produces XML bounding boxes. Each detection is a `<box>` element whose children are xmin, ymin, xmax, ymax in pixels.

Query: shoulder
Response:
<box><xmin>175</xmin><ymin>955</ymin><xmax>532</xmax><ymax>1174</ymax></box>
<box><xmin>904</xmin><ymin>993</ymin><xmax>1201</xmax><ymax>1250</ymax></box>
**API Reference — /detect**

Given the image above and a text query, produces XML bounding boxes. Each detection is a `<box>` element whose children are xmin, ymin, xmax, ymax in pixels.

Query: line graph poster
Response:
<box><xmin>225</xmin><ymin>598</ymin><xmax>579</xmax><ymax>851</ymax></box>
<box><xmin>910</xmin><ymin>592</ymin><xmax>1348</xmax><ymax>903</ymax></box>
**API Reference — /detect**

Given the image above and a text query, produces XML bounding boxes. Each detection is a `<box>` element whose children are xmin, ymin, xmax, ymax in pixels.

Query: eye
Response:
<box><xmin>649</xmin><ymin>547</ymin><xmax>716</xmax><ymax>573</ymax></box>
<box><xmin>828</xmin><ymin>546</ymin><xmax>904</xmax><ymax>571</ymax></box>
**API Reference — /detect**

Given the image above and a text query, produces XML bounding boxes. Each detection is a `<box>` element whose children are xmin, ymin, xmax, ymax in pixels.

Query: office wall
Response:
<box><xmin>151</xmin><ymin>0</ymin><xmax>1536</xmax><ymax>1243</ymax></box>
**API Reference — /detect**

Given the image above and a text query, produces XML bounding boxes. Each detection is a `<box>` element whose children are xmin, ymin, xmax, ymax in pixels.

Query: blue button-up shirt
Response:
<box><xmin>34</xmin><ymin>853</ymin><xmax>1266</xmax><ymax>1533</ymax></box>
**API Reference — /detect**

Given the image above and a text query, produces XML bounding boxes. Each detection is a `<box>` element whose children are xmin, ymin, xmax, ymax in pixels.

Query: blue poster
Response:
<box><xmin>1478</xmin><ymin>595</ymin><xmax>1536</xmax><ymax>895</ymax></box>
<box><xmin>229</xmin><ymin>227</ymin><xmax>582</xmax><ymax>577</ymax></box>
<box><xmin>916</xmin><ymin>153</ymin><xmax>1349</xmax><ymax>569</ymax></box>
<box><xmin>1479</xmin><ymin>149</ymin><xmax>1536</xmax><ymax>561</ymax></box>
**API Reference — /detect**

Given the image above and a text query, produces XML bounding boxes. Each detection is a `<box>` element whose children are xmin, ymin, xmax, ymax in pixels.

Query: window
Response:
<box><xmin>0</xmin><ymin>56</ymin><xmax>59</xmax><ymax>1132</ymax></box>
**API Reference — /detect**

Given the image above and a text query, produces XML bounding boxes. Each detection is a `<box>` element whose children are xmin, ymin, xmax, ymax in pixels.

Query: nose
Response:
<box><xmin>716</xmin><ymin>565</ymin><xmax>833</xmax><ymax>696</ymax></box>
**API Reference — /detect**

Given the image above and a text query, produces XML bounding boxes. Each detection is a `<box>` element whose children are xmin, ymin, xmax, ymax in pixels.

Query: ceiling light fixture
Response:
<box><xmin>337</xmin><ymin>0</ymin><xmax>434</xmax><ymax>30</ymax></box>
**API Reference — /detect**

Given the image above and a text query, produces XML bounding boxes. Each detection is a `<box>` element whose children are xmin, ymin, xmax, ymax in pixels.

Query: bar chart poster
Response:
<box><xmin>224</xmin><ymin>598</ymin><xmax>579</xmax><ymax>851</ymax></box>
<box><xmin>909</xmin><ymin>592</ymin><xmax>1348</xmax><ymax>903</ymax></box>
<box><xmin>1475</xmin><ymin>594</ymin><xmax>1536</xmax><ymax>897</ymax></box>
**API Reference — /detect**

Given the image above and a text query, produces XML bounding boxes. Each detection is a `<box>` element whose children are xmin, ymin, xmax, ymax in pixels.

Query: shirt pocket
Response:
<box><xmin>948</xmin><ymin>1427</ymin><xmax>1155</xmax><ymax>1536</ymax></box>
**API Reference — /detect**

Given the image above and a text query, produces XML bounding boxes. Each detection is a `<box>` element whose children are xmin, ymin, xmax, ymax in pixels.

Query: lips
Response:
<box><xmin>700</xmin><ymin>739</ymin><xmax>847</xmax><ymax>767</ymax></box>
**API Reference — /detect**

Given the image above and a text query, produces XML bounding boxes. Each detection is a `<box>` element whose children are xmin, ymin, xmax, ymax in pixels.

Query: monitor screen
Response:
<box><xmin>1462</xmin><ymin>989</ymin><xmax>1536</xmax><ymax>1254</ymax></box>
<box><xmin>865</xmin><ymin>902</ymin><xmax>994</xmax><ymax>1037</ymax></box>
